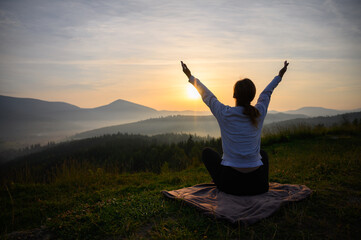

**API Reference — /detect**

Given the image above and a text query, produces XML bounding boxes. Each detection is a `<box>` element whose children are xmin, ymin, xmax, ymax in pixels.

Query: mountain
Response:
<box><xmin>72</xmin><ymin>115</ymin><xmax>220</xmax><ymax>139</ymax></box>
<box><xmin>0</xmin><ymin>95</ymin><xmax>79</xmax><ymax>121</ymax></box>
<box><xmin>284</xmin><ymin>107</ymin><xmax>360</xmax><ymax>117</ymax></box>
<box><xmin>0</xmin><ymin>95</ymin><xmax>215</xmax><ymax>148</ymax></box>
<box><xmin>158</xmin><ymin>110</ymin><xmax>211</xmax><ymax>116</ymax></box>
<box><xmin>72</xmin><ymin>111</ymin><xmax>361</xmax><ymax>140</ymax></box>
<box><xmin>264</xmin><ymin>112</ymin><xmax>307</xmax><ymax>123</ymax></box>
<box><xmin>72</xmin><ymin>112</ymin><xmax>309</xmax><ymax>139</ymax></box>
<box><xmin>263</xmin><ymin>111</ymin><xmax>361</xmax><ymax>135</ymax></box>
<box><xmin>92</xmin><ymin>99</ymin><xmax>157</xmax><ymax>113</ymax></box>
<box><xmin>1</xmin><ymin>95</ymin><xmax>360</xmax><ymax>149</ymax></box>
<box><xmin>0</xmin><ymin>95</ymin><xmax>160</xmax><ymax>148</ymax></box>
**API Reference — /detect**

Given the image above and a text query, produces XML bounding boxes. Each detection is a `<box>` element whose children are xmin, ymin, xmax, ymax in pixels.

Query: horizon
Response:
<box><xmin>1</xmin><ymin>0</ymin><xmax>361</xmax><ymax>112</ymax></box>
<box><xmin>1</xmin><ymin>94</ymin><xmax>360</xmax><ymax>113</ymax></box>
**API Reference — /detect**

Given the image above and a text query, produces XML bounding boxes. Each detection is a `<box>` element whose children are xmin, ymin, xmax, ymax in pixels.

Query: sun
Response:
<box><xmin>186</xmin><ymin>84</ymin><xmax>201</xmax><ymax>99</ymax></box>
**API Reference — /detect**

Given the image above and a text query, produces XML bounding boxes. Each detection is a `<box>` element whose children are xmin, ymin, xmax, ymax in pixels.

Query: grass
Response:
<box><xmin>1</xmin><ymin>124</ymin><xmax>361</xmax><ymax>239</ymax></box>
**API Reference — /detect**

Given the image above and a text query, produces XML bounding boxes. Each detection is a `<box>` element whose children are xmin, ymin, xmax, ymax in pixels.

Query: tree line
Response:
<box><xmin>0</xmin><ymin>133</ymin><xmax>222</xmax><ymax>184</ymax></box>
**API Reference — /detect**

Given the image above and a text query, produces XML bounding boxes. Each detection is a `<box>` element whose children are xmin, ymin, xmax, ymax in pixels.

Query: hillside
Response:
<box><xmin>0</xmin><ymin>96</ymin><xmax>160</xmax><ymax>148</ymax></box>
<box><xmin>0</xmin><ymin>95</ymin><xmax>158</xmax><ymax>123</ymax></box>
<box><xmin>1</xmin><ymin>123</ymin><xmax>360</xmax><ymax>239</ymax></box>
<box><xmin>72</xmin><ymin>111</ymin><xmax>361</xmax><ymax>140</ymax></box>
<box><xmin>73</xmin><ymin>115</ymin><xmax>220</xmax><ymax>139</ymax></box>
<box><xmin>1</xmin><ymin>95</ymin><xmax>360</xmax><ymax>148</ymax></box>
<box><xmin>263</xmin><ymin>111</ymin><xmax>361</xmax><ymax>134</ymax></box>
<box><xmin>284</xmin><ymin>106</ymin><xmax>361</xmax><ymax>117</ymax></box>
<box><xmin>72</xmin><ymin>112</ymin><xmax>309</xmax><ymax>139</ymax></box>
<box><xmin>0</xmin><ymin>96</ymin><xmax>213</xmax><ymax>148</ymax></box>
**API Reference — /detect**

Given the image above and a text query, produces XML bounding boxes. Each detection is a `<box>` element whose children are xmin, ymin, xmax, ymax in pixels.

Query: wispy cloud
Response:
<box><xmin>0</xmin><ymin>0</ymin><xmax>360</xmax><ymax>110</ymax></box>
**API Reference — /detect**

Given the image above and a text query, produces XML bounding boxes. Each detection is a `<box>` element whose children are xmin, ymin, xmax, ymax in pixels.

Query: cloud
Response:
<box><xmin>0</xmin><ymin>0</ymin><xmax>360</xmax><ymax>109</ymax></box>
<box><xmin>2</xmin><ymin>0</ymin><xmax>360</xmax><ymax>62</ymax></box>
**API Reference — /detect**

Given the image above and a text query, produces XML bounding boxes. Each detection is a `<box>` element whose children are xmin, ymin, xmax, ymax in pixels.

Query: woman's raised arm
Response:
<box><xmin>180</xmin><ymin>61</ymin><xmax>225</xmax><ymax>117</ymax></box>
<box><xmin>256</xmin><ymin>61</ymin><xmax>290</xmax><ymax>116</ymax></box>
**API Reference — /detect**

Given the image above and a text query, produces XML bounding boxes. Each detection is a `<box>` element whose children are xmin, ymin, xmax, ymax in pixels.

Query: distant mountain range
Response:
<box><xmin>72</xmin><ymin>111</ymin><xmax>361</xmax><ymax>140</ymax></box>
<box><xmin>279</xmin><ymin>107</ymin><xmax>361</xmax><ymax>117</ymax></box>
<box><xmin>0</xmin><ymin>95</ymin><xmax>159</xmax><ymax>148</ymax></box>
<box><xmin>71</xmin><ymin>112</ymin><xmax>311</xmax><ymax>139</ymax></box>
<box><xmin>263</xmin><ymin>111</ymin><xmax>361</xmax><ymax>134</ymax></box>
<box><xmin>1</xmin><ymin>95</ymin><xmax>360</xmax><ymax>148</ymax></box>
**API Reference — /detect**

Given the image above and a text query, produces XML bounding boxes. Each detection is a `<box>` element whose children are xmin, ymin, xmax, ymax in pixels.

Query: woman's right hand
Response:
<box><xmin>181</xmin><ymin>61</ymin><xmax>192</xmax><ymax>78</ymax></box>
<box><xmin>278</xmin><ymin>60</ymin><xmax>289</xmax><ymax>78</ymax></box>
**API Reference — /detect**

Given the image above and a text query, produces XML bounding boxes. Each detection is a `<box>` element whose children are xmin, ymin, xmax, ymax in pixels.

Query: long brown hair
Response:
<box><xmin>233</xmin><ymin>78</ymin><xmax>260</xmax><ymax>127</ymax></box>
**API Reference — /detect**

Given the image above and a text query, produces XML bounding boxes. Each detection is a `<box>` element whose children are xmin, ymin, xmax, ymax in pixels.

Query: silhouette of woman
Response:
<box><xmin>181</xmin><ymin>60</ymin><xmax>289</xmax><ymax>195</ymax></box>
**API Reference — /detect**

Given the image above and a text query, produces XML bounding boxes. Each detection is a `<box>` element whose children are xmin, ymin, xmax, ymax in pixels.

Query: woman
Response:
<box><xmin>181</xmin><ymin>60</ymin><xmax>289</xmax><ymax>196</ymax></box>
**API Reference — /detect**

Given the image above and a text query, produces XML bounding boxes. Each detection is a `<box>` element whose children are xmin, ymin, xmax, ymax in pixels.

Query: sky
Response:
<box><xmin>0</xmin><ymin>0</ymin><xmax>360</xmax><ymax>112</ymax></box>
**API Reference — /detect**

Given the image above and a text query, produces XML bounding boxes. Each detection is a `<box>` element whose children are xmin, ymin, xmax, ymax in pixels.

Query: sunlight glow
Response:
<box><xmin>187</xmin><ymin>84</ymin><xmax>201</xmax><ymax>99</ymax></box>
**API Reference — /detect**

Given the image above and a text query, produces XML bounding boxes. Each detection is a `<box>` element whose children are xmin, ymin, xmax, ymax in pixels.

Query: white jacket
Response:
<box><xmin>189</xmin><ymin>75</ymin><xmax>282</xmax><ymax>168</ymax></box>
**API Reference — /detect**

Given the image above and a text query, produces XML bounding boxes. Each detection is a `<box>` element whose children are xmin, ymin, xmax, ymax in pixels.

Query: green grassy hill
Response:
<box><xmin>1</xmin><ymin>123</ymin><xmax>361</xmax><ymax>239</ymax></box>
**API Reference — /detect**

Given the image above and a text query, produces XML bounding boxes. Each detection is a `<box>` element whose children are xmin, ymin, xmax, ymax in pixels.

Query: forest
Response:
<box><xmin>2</xmin><ymin>119</ymin><xmax>360</xmax><ymax>185</ymax></box>
<box><xmin>0</xmin><ymin>133</ymin><xmax>221</xmax><ymax>184</ymax></box>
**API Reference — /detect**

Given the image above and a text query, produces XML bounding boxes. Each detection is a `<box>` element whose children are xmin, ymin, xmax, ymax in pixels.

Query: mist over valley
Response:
<box><xmin>1</xmin><ymin>95</ymin><xmax>360</xmax><ymax>151</ymax></box>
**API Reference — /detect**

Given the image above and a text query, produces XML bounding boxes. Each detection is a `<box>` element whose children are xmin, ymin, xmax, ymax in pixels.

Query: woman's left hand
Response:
<box><xmin>181</xmin><ymin>61</ymin><xmax>192</xmax><ymax>78</ymax></box>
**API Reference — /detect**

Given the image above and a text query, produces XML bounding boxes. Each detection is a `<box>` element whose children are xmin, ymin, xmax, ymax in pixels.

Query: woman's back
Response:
<box><xmin>187</xmin><ymin>74</ymin><xmax>283</xmax><ymax>168</ymax></box>
<box><xmin>215</xmin><ymin>105</ymin><xmax>265</xmax><ymax>168</ymax></box>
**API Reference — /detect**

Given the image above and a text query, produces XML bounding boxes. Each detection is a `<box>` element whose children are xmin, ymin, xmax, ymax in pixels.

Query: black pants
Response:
<box><xmin>202</xmin><ymin>148</ymin><xmax>269</xmax><ymax>196</ymax></box>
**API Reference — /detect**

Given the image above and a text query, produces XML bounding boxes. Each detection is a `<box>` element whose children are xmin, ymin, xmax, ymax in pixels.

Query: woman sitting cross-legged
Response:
<box><xmin>181</xmin><ymin>60</ymin><xmax>289</xmax><ymax>196</ymax></box>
